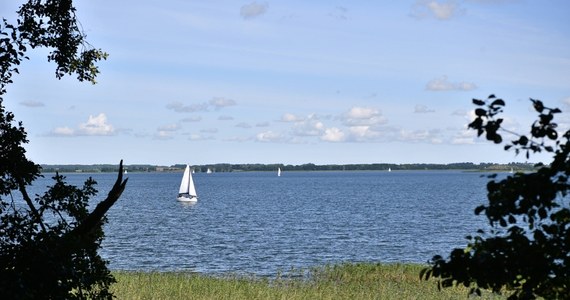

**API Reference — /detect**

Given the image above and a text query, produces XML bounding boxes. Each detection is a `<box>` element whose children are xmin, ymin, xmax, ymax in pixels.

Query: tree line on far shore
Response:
<box><xmin>40</xmin><ymin>162</ymin><xmax>537</xmax><ymax>173</ymax></box>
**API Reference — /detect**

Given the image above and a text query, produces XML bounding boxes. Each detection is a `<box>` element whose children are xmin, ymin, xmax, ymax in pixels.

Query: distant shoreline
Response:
<box><xmin>39</xmin><ymin>162</ymin><xmax>539</xmax><ymax>174</ymax></box>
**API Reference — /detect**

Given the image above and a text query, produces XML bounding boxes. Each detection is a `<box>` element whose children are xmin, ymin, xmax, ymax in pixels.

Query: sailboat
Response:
<box><xmin>206</xmin><ymin>168</ymin><xmax>212</xmax><ymax>174</ymax></box>
<box><xmin>177</xmin><ymin>165</ymin><xmax>198</xmax><ymax>202</ymax></box>
<box><xmin>277</xmin><ymin>167</ymin><xmax>281</xmax><ymax>177</ymax></box>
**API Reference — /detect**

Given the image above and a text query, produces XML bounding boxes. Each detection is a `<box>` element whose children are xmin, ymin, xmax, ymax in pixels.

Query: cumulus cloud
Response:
<box><xmin>426</xmin><ymin>75</ymin><xmax>477</xmax><ymax>91</ymax></box>
<box><xmin>52</xmin><ymin>127</ymin><xmax>74</xmax><ymax>136</ymax></box>
<box><xmin>256</xmin><ymin>131</ymin><xmax>283</xmax><ymax>142</ymax></box>
<box><xmin>414</xmin><ymin>104</ymin><xmax>435</xmax><ymax>113</ymax></box>
<box><xmin>321</xmin><ymin>127</ymin><xmax>346</xmax><ymax>142</ymax></box>
<box><xmin>281</xmin><ymin>113</ymin><xmax>304</xmax><ymax>122</ymax></box>
<box><xmin>240</xmin><ymin>2</ymin><xmax>268</xmax><ymax>19</ymax></box>
<box><xmin>411</xmin><ymin>0</ymin><xmax>463</xmax><ymax>20</ymax></box>
<box><xmin>341</xmin><ymin>106</ymin><xmax>387</xmax><ymax>126</ymax></box>
<box><xmin>292</xmin><ymin>115</ymin><xmax>325</xmax><ymax>137</ymax></box>
<box><xmin>19</xmin><ymin>100</ymin><xmax>45</xmax><ymax>107</ymax></box>
<box><xmin>50</xmin><ymin>113</ymin><xmax>115</xmax><ymax>137</ymax></box>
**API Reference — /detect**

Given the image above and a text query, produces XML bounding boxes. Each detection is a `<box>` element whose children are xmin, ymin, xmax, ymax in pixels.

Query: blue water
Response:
<box><xmin>30</xmin><ymin>171</ymin><xmax>495</xmax><ymax>276</ymax></box>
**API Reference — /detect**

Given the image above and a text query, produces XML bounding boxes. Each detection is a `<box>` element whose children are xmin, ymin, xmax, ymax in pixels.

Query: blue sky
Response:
<box><xmin>2</xmin><ymin>0</ymin><xmax>570</xmax><ymax>165</ymax></box>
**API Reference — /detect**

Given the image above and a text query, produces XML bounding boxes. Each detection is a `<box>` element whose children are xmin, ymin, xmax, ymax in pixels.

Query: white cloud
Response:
<box><xmin>166</xmin><ymin>101</ymin><xmax>209</xmax><ymax>112</ymax></box>
<box><xmin>157</xmin><ymin>123</ymin><xmax>181</xmax><ymax>131</ymax></box>
<box><xmin>19</xmin><ymin>100</ymin><xmax>45</xmax><ymax>107</ymax></box>
<box><xmin>292</xmin><ymin>118</ymin><xmax>325</xmax><ymax>136</ymax></box>
<box><xmin>218</xmin><ymin>115</ymin><xmax>234</xmax><ymax>121</ymax></box>
<box><xmin>347</xmin><ymin>126</ymin><xmax>384</xmax><ymax>142</ymax></box>
<box><xmin>154</xmin><ymin>130</ymin><xmax>174</xmax><ymax>140</ymax></box>
<box><xmin>181</xmin><ymin>116</ymin><xmax>202</xmax><ymax>122</ymax></box>
<box><xmin>256</xmin><ymin>131</ymin><xmax>283</xmax><ymax>142</ymax></box>
<box><xmin>167</xmin><ymin>97</ymin><xmax>236</xmax><ymax>113</ymax></box>
<box><xmin>411</xmin><ymin>0</ymin><xmax>463</xmax><ymax>20</ymax></box>
<box><xmin>414</xmin><ymin>104</ymin><xmax>435</xmax><ymax>113</ymax></box>
<box><xmin>240</xmin><ymin>2</ymin><xmax>268</xmax><ymax>20</ymax></box>
<box><xmin>49</xmin><ymin>113</ymin><xmax>115</xmax><ymax>136</ymax></box>
<box><xmin>562</xmin><ymin>97</ymin><xmax>570</xmax><ymax>106</ymax></box>
<box><xmin>399</xmin><ymin>128</ymin><xmax>442</xmax><ymax>143</ymax></box>
<box><xmin>77</xmin><ymin>113</ymin><xmax>115</xmax><ymax>136</ymax></box>
<box><xmin>200</xmin><ymin>128</ymin><xmax>218</xmax><ymax>133</ymax></box>
<box><xmin>223</xmin><ymin>136</ymin><xmax>252</xmax><ymax>142</ymax></box>
<box><xmin>255</xmin><ymin>122</ymin><xmax>270</xmax><ymax>127</ymax></box>
<box><xmin>209</xmin><ymin>97</ymin><xmax>236</xmax><ymax>109</ymax></box>
<box><xmin>188</xmin><ymin>133</ymin><xmax>215</xmax><ymax>141</ymax></box>
<box><xmin>52</xmin><ymin>127</ymin><xmax>74</xmax><ymax>136</ymax></box>
<box><xmin>341</xmin><ymin>106</ymin><xmax>387</xmax><ymax>126</ymax></box>
<box><xmin>426</xmin><ymin>75</ymin><xmax>477</xmax><ymax>91</ymax></box>
<box><xmin>452</xmin><ymin>128</ymin><xmax>476</xmax><ymax>144</ymax></box>
<box><xmin>281</xmin><ymin>113</ymin><xmax>304</xmax><ymax>122</ymax></box>
<box><xmin>321</xmin><ymin>127</ymin><xmax>346</xmax><ymax>142</ymax></box>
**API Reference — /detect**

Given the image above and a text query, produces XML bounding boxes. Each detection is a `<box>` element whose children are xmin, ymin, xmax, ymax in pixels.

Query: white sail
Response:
<box><xmin>206</xmin><ymin>168</ymin><xmax>212</xmax><ymax>174</ymax></box>
<box><xmin>178</xmin><ymin>165</ymin><xmax>197</xmax><ymax>202</ymax></box>
<box><xmin>278</xmin><ymin>167</ymin><xmax>281</xmax><ymax>177</ymax></box>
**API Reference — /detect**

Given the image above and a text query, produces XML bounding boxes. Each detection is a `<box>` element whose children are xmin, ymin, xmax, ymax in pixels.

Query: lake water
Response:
<box><xmin>30</xmin><ymin>170</ymin><xmax>497</xmax><ymax>276</ymax></box>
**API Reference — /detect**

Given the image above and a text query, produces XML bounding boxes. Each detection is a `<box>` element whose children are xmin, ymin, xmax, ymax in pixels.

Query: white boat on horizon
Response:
<box><xmin>278</xmin><ymin>167</ymin><xmax>281</xmax><ymax>177</ymax></box>
<box><xmin>177</xmin><ymin>165</ymin><xmax>198</xmax><ymax>202</ymax></box>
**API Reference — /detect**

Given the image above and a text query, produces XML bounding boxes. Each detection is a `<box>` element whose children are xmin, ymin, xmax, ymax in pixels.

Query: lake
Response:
<box><xmin>30</xmin><ymin>170</ymin><xmax>497</xmax><ymax>276</ymax></box>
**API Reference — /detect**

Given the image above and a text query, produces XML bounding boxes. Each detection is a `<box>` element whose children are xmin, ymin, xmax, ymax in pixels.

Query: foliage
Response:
<box><xmin>421</xmin><ymin>95</ymin><xmax>570</xmax><ymax>299</ymax></box>
<box><xmin>0</xmin><ymin>1</ymin><xmax>123</xmax><ymax>299</ymax></box>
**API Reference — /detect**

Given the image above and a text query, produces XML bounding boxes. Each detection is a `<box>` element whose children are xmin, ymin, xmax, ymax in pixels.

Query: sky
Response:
<box><xmin>2</xmin><ymin>0</ymin><xmax>570</xmax><ymax>165</ymax></box>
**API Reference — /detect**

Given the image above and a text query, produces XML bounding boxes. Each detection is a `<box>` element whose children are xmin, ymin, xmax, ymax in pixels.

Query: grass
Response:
<box><xmin>111</xmin><ymin>263</ymin><xmax>506</xmax><ymax>299</ymax></box>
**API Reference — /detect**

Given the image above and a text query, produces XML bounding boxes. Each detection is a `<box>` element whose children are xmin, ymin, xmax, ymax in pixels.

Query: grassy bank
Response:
<box><xmin>111</xmin><ymin>263</ymin><xmax>505</xmax><ymax>299</ymax></box>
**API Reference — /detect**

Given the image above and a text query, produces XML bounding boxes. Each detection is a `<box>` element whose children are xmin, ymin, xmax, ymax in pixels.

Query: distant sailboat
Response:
<box><xmin>388</xmin><ymin>167</ymin><xmax>391</xmax><ymax>172</ymax></box>
<box><xmin>206</xmin><ymin>168</ymin><xmax>212</xmax><ymax>174</ymax></box>
<box><xmin>124</xmin><ymin>169</ymin><xmax>128</xmax><ymax>175</ymax></box>
<box><xmin>177</xmin><ymin>165</ymin><xmax>197</xmax><ymax>202</ymax></box>
<box><xmin>509</xmin><ymin>168</ymin><xmax>514</xmax><ymax>174</ymax></box>
<box><xmin>277</xmin><ymin>167</ymin><xmax>282</xmax><ymax>177</ymax></box>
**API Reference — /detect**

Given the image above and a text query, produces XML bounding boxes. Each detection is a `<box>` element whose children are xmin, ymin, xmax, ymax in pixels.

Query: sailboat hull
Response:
<box><xmin>177</xmin><ymin>196</ymin><xmax>198</xmax><ymax>202</ymax></box>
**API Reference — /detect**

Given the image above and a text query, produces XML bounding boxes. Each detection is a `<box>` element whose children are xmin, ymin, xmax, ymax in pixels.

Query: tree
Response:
<box><xmin>421</xmin><ymin>95</ymin><xmax>570</xmax><ymax>299</ymax></box>
<box><xmin>0</xmin><ymin>1</ymin><xmax>126</xmax><ymax>298</ymax></box>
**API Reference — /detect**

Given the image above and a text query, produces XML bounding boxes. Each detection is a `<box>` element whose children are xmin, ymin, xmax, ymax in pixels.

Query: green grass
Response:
<box><xmin>111</xmin><ymin>263</ymin><xmax>506</xmax><ymax>299</ymax></box>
